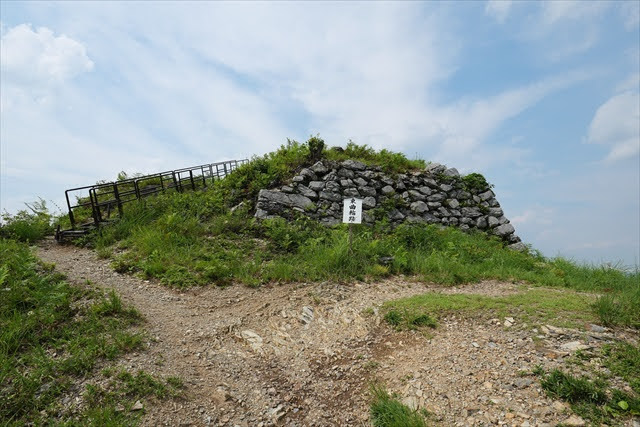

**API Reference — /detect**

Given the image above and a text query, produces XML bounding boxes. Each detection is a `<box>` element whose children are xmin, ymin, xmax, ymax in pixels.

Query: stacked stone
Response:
<box><xmin>255</xmin><ymin>160</ymin><xmax>524</xmax><ymax>249</ymax></box>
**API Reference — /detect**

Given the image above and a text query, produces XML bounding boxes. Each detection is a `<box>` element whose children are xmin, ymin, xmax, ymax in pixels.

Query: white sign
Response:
<box><xmin>343</xmin><ymin>198</ymin><xmax>363</xmax><ymax>224</ymax></box>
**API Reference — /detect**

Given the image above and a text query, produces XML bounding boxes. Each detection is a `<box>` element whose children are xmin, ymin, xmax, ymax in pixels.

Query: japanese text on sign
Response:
<box><xmin>342</xmin><ymin>198</ymin><xmax>362</xmax><ymax>224</ymax></box>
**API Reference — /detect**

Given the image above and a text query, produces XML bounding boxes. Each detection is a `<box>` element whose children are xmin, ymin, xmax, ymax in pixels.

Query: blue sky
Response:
<box><xmin>1</xmin><ymin>1</ymin><xmax>639</xmax><ymax>267</ymax></box>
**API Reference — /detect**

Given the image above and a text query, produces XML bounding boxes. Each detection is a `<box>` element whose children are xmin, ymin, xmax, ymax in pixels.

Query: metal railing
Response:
<box><xmin>56</xmin><ymin>159</ymin><xmax>248</xmax><ymax>240</ymax></box>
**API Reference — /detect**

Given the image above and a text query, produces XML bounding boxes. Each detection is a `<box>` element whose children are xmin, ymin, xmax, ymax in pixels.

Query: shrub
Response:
<box><xmin>461</xmin><ymin>173</ymin><xmax>492</xmax><ymax>192</ymax></box>
<box><xmin>307</xmin><ymin>134</ymin><xmax>325</xmax><ymax>162</ymax></box>
<box><xmin>326</xmin><ymin>141</ymin><xmax>425</xmax><ymax>173</ymax></box>
<box><xmin>0</xmin><ymin>199</ymin><xmax>53</xmax><ymax>243</ymax></box>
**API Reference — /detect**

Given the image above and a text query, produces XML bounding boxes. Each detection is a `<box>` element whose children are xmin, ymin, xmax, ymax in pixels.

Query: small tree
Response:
<box><xmin>307</xmin><ymin>135</ymin><xmax>325</xmax><ymax>162</ymax></box>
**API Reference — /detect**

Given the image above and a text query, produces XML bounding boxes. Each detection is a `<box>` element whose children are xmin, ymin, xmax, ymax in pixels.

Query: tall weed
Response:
<box><xmin>0</xmin><ymin>199</ymin><xmax>53</xmax><ymax>243</ymax></box>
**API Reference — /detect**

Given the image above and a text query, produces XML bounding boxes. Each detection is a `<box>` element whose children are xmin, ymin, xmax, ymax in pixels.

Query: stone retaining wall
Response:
<box><xmin>255</xmin><ymin>159</ymin><xmax>523</xmax><ymax>249</ymax></box>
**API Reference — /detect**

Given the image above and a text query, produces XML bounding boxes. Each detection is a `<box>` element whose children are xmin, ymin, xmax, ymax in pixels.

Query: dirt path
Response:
<box><xmin>37</xmin><ymin>239</ymin><xmax>636</xmax><ymax>427</ymax></box>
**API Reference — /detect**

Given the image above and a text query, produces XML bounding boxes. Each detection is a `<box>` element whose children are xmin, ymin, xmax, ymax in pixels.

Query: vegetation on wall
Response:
<box><xmin>40</xmin><ymin>137</ymin><xmax>632</xmax><ymax>330</ymax></box>
<box><xmin>1</xmin><ymin>136</ymin><xmax>639</xmax><ymax>426</ymax></box>
<box><xmin>2</xmin><ymin>137</ymin><xmax>638</xmax><ymax>326</ymax></box>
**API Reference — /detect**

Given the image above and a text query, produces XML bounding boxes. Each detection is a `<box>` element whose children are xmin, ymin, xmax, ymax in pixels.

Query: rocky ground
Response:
<box><xmin>37</xmin><ymin>239</ymin><xmax>638</xmax><ymax>427</ymax></box>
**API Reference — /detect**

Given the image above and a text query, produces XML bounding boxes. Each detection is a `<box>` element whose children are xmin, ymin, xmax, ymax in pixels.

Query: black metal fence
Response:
<box><xmin>56</xmin><ymin>159</ymin><xmax>247</xmax><ymax>241</ymax></box>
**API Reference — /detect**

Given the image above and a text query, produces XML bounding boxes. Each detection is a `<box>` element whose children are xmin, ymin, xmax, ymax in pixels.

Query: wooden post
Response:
<box><xmin>349</xmin><ymin>222</ymin><xmax>353</xmax><ymax>254</ymax></box>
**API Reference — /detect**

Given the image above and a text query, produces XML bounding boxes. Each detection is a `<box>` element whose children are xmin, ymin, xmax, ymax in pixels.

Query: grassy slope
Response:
<box><xmin>2</xmin><ymin>138</ymin><xmax>638</xmax><ymax>426</ymax></box>
<box><xmin>0</xmin><ymin>238</ymin><xmax>181</xmax><ymax>425</ymax></box>
<box><xmin>74</xmin><ymin>139</ymin><xmax>638</xmax><ymax>329</ymax></box>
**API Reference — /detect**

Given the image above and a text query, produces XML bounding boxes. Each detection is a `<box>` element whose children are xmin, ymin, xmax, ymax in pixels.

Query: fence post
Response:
<box><xmin>65</xmin><ymin>190</ymin><xmax>76</xmax><ymax>229</ymax></box>
<box><xmin>89</xmin><ymin>189</ymin><xmax>101</xmax><ymax>226</ymax></box>
<box><xmin>172</xmin><ymin>171</ymin><xmax>181</xmax><ymax>192</ymax></box>
<box><xmin>113</xmin><ymin>183</ymin><xmax>124</xmax><ymax>217</ymax></box>
<box><xmin>134</xmin><ymin>179</ymin><xmax>141</xmax><ymax>200</ymax></box>
<box><xmin>189</xmin><ymin>170</ymin><xmax>196</xmax><ymax>190</ymax></box>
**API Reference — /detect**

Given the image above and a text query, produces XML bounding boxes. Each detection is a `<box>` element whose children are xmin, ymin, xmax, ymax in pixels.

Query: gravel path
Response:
<box><xmin>37</xmin><ymin>239</ymin><xmax>637</xmax><ymax>426</ymax></box>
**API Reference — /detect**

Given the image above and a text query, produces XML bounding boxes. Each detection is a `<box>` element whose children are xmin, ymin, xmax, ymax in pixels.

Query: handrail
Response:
<box><xmin>62</xmin><ymin>159</ymin><xmax>248</xmax><ymax>231</ymax></box>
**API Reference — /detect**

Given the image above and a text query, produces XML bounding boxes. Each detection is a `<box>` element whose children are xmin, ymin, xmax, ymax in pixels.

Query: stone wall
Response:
<box><xmin>255</xmin><ymin>159</ymin><xmax>524</xmax><ymax>249</ymax></box>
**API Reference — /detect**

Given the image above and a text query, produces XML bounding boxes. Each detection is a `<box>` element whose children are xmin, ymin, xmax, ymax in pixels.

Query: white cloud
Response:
<box><xmin>619</xmin><ymin>1</ymin><xmax>640</xmax><ymax>30</ymax></box>
<box><xmin>429</xmin><ymin>71</ymin><xmax>591</xmax><ymax>169</ymax></box>
<box><xmin>511</xmin><ymin>206</ymin><xmax>554</xmax><ymax>226</ymax></box>
<box><xmin>540</xmin><ymin>1</ymin><xmax>608</xmax><ymax>27</ymax></box>
<box><xmin>485</xmin><ymin>0</ymin><xmax>512</xmax><ymax>23</ymax></box>
<box><xmin>0</xmin><ymin>24</ymin><xmax>93</xmax><ymax>88</ymax></box>
<box><xmin>587</xmin><ymin>91</ymin><xmax>640</xmax><ymax>162</ymax></box>
<box><xmin>615</xmin><ymin>72</ymin><xmax>639</xmax><ymax>93</ymax></box>
<box><xmin>516</xmin><ymin>1</ymin><xmax>610</xmax><ymax>62</ymax></box>
<box><xmin>1</xmin><ymin>3</ymin><xmax>597</xmax><ymax>214</ymax></box>
<box><xmin>546</xmin><ymin>29</ymin><xmax>598</xmax><ymax>62</ymax></box>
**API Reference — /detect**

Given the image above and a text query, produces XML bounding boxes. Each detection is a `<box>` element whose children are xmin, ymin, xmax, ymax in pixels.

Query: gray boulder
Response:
<box><xmin>476</xmin><ymin>216</ymin><xmax>488</xmax><ymax>229</ymax></box>
<box><xmin>418</xmin><ymin>186</ymin><xmax>432</xmax><ymax>196</ymax></box>
<box><xmin>425</xmin><ymin>162</ymin><xmax>446</xmax><ymax>174</ymax></box>
<box><xmin>461</xmin><ymin>207</ymin><xmax>482</xmax><ymax>218</ymax></box>
<box><xmin>319</xmin><ymin>191</ymin><xmax>342</xmax><ymax>202</ymax></box>
<box><xmin>343</xmin><ymin>188</ymin><xmax>360</xmax><ymax>197</ymax></box>
<box><xmin>494</xmin><ymin>223</ymin><xmax>515</xmax><ymax>237</ymax></box>
<box><xmin>388</xmin><ymin>209</ymin><xmax>405</xmax><ymax>221</ymax></box>
<box><xmin>508</xmin><ymin>242</ymin><xmax>527</xmax><ymax>252</ymax></box>
<box><xmin>408</xmin><ymin>190</ymin><xmax>426</xmax><ymax>201</ymax></box>
<box><xmin>308</xmin><ymin>181</ymin><xmax>325</xmax><ymax>191</ymax></box>
<box><xmin>310</xmin><ymin>161</ymin><xmax>329</xmax><ymax>174</ymax></box>
<box><xmin>257</xmin><ymin>189</ymin><xmax>289</xmax><ymax>206</ymax></box>
<box><xmin>297</xmin><ymin>185</ymin><xmax>318</xmax><ymax>200</ymax></box>
<box><xmin>337</xmin><ymin>168</ymin><xmax>355</xmax><ymax>178</ymax></box>
<box><xmin>353</xmin><ymin>177</ymin><xmax>368</xmax><ymax>187</ymax></box>
<box><xmin>489</xmin><ymin>207</ymin><xmax>503</xmax><ymax>217</ymax></box>
<box><xmin>360</xmin><ymin>186</ymin><xmax>377</xmax><ymax>197</ymax></box>
<box><xmin>288</xmin><ymin>194</ymin><xmax>314</xmax><ymax>210</ymax></box>
<box><xmin>381</xmin><ymin>185</ymin><xmax>395</xmax><ymax>195</ymax></box>
<box><xmin>427</xmin><ymin>193</ymin><xmax>446</xmax><ymax>202</ymax></box>
<box><xmin>341</xmin><ymin>159</ymin><xmax>367</xmax><ymax>170</ymax></box>
<box><xmin>444</xmin><ymin>167</ymin><xmax>460</xmax><ymax>177</ymax></box>
<box><xmin>410</xmin><ymin>201</ymin><xmax>429</xmax><ymax>214</ymax></box>
<box><xmin>479</xmin><ymin>190</ymin><xmax>494</xmax><ymax>201</ymax></box>
<box><xmin>362</xmin><ymin>196</ymin><xmax>376</xmax><ymax>209</ymax></box>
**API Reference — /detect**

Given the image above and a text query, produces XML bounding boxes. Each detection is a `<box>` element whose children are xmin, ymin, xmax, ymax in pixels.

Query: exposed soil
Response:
<box><xmin>37</xmin><ymin>239</ymin><xmax>638</xmax><ymax>427</ymax></box>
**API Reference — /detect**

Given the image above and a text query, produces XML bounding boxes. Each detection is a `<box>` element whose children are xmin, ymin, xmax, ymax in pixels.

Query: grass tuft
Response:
<box><xmin>370</xmin><ymin>384</ymin><xmax>428</xmax><ymax>427</ymax></box>
<box><xmin>0</xmin><ymin>238</ymin><xmax>149</xmax><ymax>424</ymax></box>
<box><xmin>535</xmin><ymin>348</ymin><xmax>640</xmax><ymax>423</ymax></box>
<box><xmin>539</xmin><ymin>369</ymin><xmax>607</xmax><ymax>404</ymax></box>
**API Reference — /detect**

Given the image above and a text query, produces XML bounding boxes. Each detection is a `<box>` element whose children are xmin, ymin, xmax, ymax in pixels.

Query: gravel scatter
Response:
<box><xmin>37</xmin><ymin>239</ymin><xmax>637</xmax><ymax>426</ymax></box>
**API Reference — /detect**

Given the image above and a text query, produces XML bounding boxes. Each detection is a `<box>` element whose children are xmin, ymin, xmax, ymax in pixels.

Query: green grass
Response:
<box><xmin>76</xmin><ymin>180</ymin><xmax>638</xmax><ymax>328</ymax></box>
<box><xmin>0</xmin><ymin>199</ymin><xmax>54</xmax><ymax>243</ymax></box>
<box><xmin>325</xmin><ymin>140</ymin><xmax>426</xmax><ymax>173</ymax></box>
<box><xmin>535</xmin><ymin>356</ymin><xmax>640</xmax><ymax>424</ymax></box>
<box><xmin>602</xmin><ymin>342</ymin><xmax>640</xmax><ymax>394</ymax></box>
<box><xmin>82</xmin><ymin>368</ymin><xmax>184</xmax><ymax>424</ymax></box>
<box><xmin>381</xmin><ymin>288</ymin><xmax>599</xmax><ymax>330</ymax></box>
<box><xmin>12</xmin><ymin>137</ymin><xmax>632</xmax><ymax>329</ymax></box>
<box><xmin>0</xmin><ymin>238</ymin><xmax>179</xmax><ymax>425</ymax></box>
<box><xmin>370</xmin><ymin>384</ymin><xmax>429</xmax><ymax>427</ymax></box>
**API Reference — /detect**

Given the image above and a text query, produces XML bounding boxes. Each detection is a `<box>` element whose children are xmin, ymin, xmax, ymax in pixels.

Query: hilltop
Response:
<box><xmin>1</xmin><ymin>137</ymin><xmax>638</xmax><ymax>426</ymax></box>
